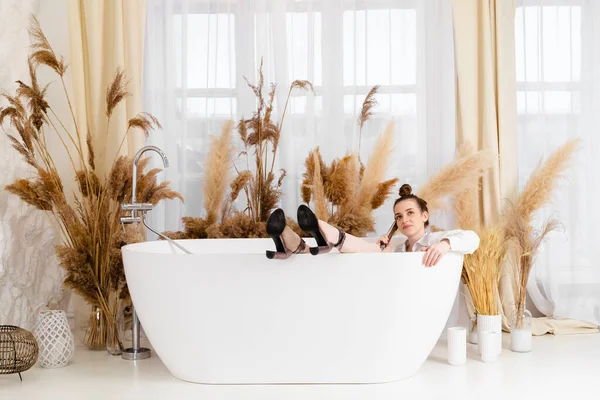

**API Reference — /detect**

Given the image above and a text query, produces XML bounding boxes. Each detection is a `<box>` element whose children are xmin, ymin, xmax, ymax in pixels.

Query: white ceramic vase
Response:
<box><xmin>477</xmin><ymin>314</ymin><xmax>502</xmax><ymax>356</ymax></box>
<box><xmin>33</xmin><ymin>310</ymin><xmax>75</xmax><ymax>368</ymax></box>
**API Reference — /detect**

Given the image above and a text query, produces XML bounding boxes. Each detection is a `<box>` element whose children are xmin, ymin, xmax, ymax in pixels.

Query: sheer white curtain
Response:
<box><xmin>143</xmin><ymin>0</ymin><xmax>456</xmax><ymax>236</ymax></box>
<box><xmin>516</xmin><ymin>0</ymin><xmax>600</xmax><ymax>325</ymax></box>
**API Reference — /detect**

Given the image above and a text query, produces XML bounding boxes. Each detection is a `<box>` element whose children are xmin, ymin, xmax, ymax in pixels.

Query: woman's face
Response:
<box><xmin>393</xmin><ymin>199</ymin><xmax>428</xmax><ymax>238</ymax></box>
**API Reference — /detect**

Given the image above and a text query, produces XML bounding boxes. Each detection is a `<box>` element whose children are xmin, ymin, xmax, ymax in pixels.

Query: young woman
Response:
<box><xmin>266</xmin><ymin>184</ymin><xmax>480</xmax><ymax>267</ymax></box>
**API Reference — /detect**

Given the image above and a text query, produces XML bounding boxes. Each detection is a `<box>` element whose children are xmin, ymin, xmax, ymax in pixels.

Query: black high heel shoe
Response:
<box><xmin>297</xmin><ymin>205</ymin><xmax>346</xmax><ymax>255</ymax></box>
<box><xmin>265</xmin><ymin>208</ymin><xmax>307</xmax><ymax>259</ymax></box>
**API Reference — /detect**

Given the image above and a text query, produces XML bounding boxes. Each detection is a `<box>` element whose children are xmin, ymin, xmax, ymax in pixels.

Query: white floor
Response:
<box><xmin>2</xmin><ymin>333</ymin><xmax>599</xmax><ymax>399</ymax></box>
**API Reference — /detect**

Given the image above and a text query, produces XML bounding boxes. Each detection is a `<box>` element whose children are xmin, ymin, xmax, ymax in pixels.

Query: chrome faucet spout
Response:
<box><xmin>132</xmin><ymin>145</ymin><xmax>169</xmax><ymax>205</ymax></box>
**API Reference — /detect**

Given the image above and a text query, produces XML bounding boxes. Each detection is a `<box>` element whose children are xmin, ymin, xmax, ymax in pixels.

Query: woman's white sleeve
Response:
<box><xmin>434</xmin><ymin>230</ymin><xmax>480</xmax><ymax>254</ymax></box>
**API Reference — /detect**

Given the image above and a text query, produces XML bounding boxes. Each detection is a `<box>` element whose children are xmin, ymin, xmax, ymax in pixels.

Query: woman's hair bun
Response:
<box><xmin>399</xmin><ymin>183</ymin><xmax>412</xmax><ymax>197</ymax></box>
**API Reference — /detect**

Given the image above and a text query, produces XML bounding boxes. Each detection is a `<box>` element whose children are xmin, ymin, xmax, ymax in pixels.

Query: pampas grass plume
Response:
<box><xmin>355</xmin><ymin>121</ymin><xmax>395</xmax><ymax>210</ymax></box>
<box><xmin>311</xmin><ymin>151</ymin><xmax>328</xmax><ymax>220</ymax></box>
<box><xmin>203</xmin><ymin>120</ymin><xmax>234</xmax><ymax>224</ymax></box>
<box><xmin>514</xmin><ymin>138</ymin><xmax>581</xmax><ymax>226</ymax></box>
<box><xmin>418</xmin><ymin>143</ymin><xmax>496</xmax><ymax>213</ymax></box>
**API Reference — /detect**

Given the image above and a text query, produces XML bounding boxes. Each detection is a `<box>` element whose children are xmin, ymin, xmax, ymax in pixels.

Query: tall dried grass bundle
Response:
<box><xmin>418</xmin><ymin>143</ymin><xmax>496</xmax><ymax>214</ymax></box>
<box><xmin>505</xmin><ymin>207</ymin><xmax>560</xmax><ymax>326</ymax></box>
<box><xmin>504</xmin><ymin>138</ymin><xmax>580</xmax><ymax>326</ymax></box>
<box><xmin>513</xmin><ymin>138</ymin><xmax>580</xmax><ymax>227</ymax></box>
<box><xmin>2</xmin><ymin>18</ymin><xmax>180</xmax><ymax>349</ymax></box>
<box><xmin>462</xmin><ymin>227</ymin><xmax>507</xmax><ymax>315</ymax></box>
<box><xmin>355</xmin><ymin>121</ymin><xmax>395</xmax><ymax>211</ymax></box>
<box><xmin>443</xmin><ymin>143</ymin><xmax>504</xmax><ymax>316</ymax></box>
<box><xmin>173</xmin><ymin>58</ymin><xmax>313</xmax><ymax>238</ymax></box>
<box><xmin>301</xmin><ymin>122</ymin><xmax>398</xmax><ymax>236</ymax></box>
<box><xmin>311</xmin><ymin>151</ymin><xmax>328</xmax><ymax>220</ymax></box>
<box><xmin>203</xmin><ymin>120</ymin><xmax>234</xmax><ymax>224</ymax></box>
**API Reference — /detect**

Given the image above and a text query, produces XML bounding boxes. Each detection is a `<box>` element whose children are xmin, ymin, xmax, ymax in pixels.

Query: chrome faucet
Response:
<box><xmin>120</xmin><ymin>145</ymin><xmax>191</xmax><ymax>254</ymax></box>
<box><xmin>132</xmin><ymin>146</ymin><xmax>168</xmax><ymax>205</ymax></box>
<box><xmin>120</xmin><ymin>146</ymin><xmax>167</xmax><ymax>225</ymax></box>
<box><xmin>120</xmin><ymin>146</ymin><xmax>190</xmax><ymax>362</ymax></box>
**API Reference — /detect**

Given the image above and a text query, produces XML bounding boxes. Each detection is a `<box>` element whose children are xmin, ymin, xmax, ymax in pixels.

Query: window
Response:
<box><xmin>515</xmin><ymin>2</ymin><xmax>582</xmax><ymax>183</ymax></box>
<box><xmin>145</xmin><ymin>0</ymin><xmax>456</xmax><ymax>233</ymax></box>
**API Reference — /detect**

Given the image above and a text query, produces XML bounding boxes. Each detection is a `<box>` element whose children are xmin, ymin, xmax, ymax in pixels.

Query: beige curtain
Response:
<box><xmin>67</xmin><ymin>0</ymin><xmax>146</xmax><ymax>329</ymax></box>
<box><xmin>452</xmin><ymin>0</ymin><xmax>518</xmax><ymax>220</ymax></box>
<box><xmin>452</xmin><ymin>0</ymin><xmax>518</xmax><ymax>330</ymax></box>
<box><xmin>452</xmin><ymin>1</ymin><xmax>599</xmax><ymax>336</ymax></box>
<box><xmin>68</xmin><ymin>0</ymin><xmax>146</xmax><ymax>175</ymax></box>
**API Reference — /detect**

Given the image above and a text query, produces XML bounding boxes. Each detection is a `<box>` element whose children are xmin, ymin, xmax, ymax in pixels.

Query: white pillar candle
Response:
<box><xmin>479</xmin><ymin>330</ymin><xmax>498</xmax><ymax>363</ymax></box>
<box><xmin>447</xmin><ymin>327</ymin><xmax>467</xmax><ymax>366</ymax></box>
<box><xmin>511</xmin><ymin>328</ymin><xmax>532</xmax><ymax>353</ymax></box>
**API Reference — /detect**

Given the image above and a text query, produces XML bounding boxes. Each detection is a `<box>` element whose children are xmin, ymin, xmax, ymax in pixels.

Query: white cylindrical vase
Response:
<box><xmin>477</xmin><ymin>314</ymin><xmax>502</xmax><ymax>355</ymax></box>
<box><xmin>447</xmin><ymin>327</ymin><xmax>467</xmax><ymax>366</ymax></box>
<box><xmin>33</xmin><ymin>310</ymin><xmax>75</xmax><ymax>368</ymax></box>
<box><xmin>479</xmin><ymin>330</ymin><xmax>499</xmax><ymax>363</ymax></box>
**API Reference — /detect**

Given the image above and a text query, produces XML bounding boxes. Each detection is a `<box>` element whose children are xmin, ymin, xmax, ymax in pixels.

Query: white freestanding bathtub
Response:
<box><xmin>121</xmin><ymin>238</ymin><xmax>463</xmax><ymax>384</ymax></box>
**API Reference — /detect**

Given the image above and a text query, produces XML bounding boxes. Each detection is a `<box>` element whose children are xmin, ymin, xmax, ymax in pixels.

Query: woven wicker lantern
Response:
<box><xmin>33</xmin><ymin>310</ymin><xmax>75</xmax><ymax>368</ymax></box>
<box><xmin>0</xmin><ymin>325</ymin><xmax>39</xmax><ymax>381</ymax></box>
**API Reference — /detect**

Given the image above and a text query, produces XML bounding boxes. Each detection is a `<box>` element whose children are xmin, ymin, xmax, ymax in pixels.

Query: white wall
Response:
<box><xmin>36</xmin><ymin>0</ymin><xmax>89</xmax><ymax>330</ymax></box>
<box><xmin>38</xmin><ymin>0</ymin><xmax>76</xmax><ymax>184</ymax></box>
<box><xmin>0</xmin><ymin>0</ymin><xmax>69</xmax><ymax>328</ymax></box>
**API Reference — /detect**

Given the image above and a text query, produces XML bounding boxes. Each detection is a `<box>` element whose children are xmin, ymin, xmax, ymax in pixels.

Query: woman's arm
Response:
<box><xmin>434</xmin><ymin>230</ymin><xmax>480</xmax><ymax>254</ymax></box>
<box><xmin>420</xmin><ymin>230</ymin><xmax>480</xmax><ymax>267</ymax></box>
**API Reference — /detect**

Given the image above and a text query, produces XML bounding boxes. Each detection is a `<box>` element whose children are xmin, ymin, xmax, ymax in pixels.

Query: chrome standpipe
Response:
<box><xmin>121</xmin><ymin>309</ymin><xmax>150</xmax><ymax>360</ymax></box>
<box><xmin>120</xmin><ymin>146</ymin><xmax>192</xmax><ymax>361</ymax></box>
<box><xmin>119</xmin><ymin>146</ymin><xmax>168</xmax><ymax>361</ymax></box>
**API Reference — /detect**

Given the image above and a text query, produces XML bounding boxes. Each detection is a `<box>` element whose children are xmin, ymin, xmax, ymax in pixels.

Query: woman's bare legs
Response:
<box><xmin>317</xmin><ymin>220</ymin><xmax>381</xmax><ymax>253</ymax></box>
<box><xmin>281</xmin><ymin>227</ymin><xmax>310</xmax><ymax>253</ymax></box>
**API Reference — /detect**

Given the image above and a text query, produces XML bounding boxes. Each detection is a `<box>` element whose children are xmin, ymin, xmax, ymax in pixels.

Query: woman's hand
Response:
<box><xmin>420</xmin><ymin>239</ymin><xmax>451</xmax><ymax>267</ymax></box>
<box><xmin>377</xmin><ymin>234</ymin><xmax>390</xmax><ymax>250</ymax></box>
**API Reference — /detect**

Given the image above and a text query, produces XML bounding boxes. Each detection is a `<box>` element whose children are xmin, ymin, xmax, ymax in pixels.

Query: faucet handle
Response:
<box><xmin>120</xmin><ymin>216</ymin><xmax>141</xmax><ymax>224</ymax></box>
<box><xmin>121</xmin><ymin>203</ymin><xmax>154</xmax><ymax>212</ymax></box>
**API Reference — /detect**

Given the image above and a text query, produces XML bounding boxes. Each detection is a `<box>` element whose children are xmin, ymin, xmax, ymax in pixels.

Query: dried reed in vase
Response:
<box><xmin>2</xmin><ymin>16</ymin><xmax>181</xmax><ymax>350</ymax></box>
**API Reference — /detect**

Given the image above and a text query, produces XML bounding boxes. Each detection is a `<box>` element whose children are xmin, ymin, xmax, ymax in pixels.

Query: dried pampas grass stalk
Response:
<box><xmin>337</xmin><ymin>153</ymin><xmax>360</xmax><ymax>213</ymax></box>
<box><xmin>454</xmin><ymin>189</ymin><xmax>478</xmax><ymax>232</ymax></box>
<box><xmin>513</xmin><ymin>138</ymin><xmax>581</xmax><ymax>227</ymax></box>
<box><xmin>502</xmin><ymin>138</ymin><xmax>579</xmax><ymax>327</ymax></box>
<box><xmin>203</xmin><ymin>120</ymin><xmax>234</xmax><ymax>224</ymax></box>
<box><xmin>229</xmin><ymin>59</ymin><xmax>313</xmax><ymax>223</ymax></box>
<box><xmin>358</xmin><ymin>86</ymin><xmax>379</xmax><ymax>129</ymax></box>
<box><xmin>357</xmin><ymin>85</ymin><xmax>379</xmax><ymax>153</ymax></box>
<box><xmin>418</xmin><ymin>143</ymin><xmax>496</xmax><ymax>214</ymax></box>
<box><xmin>299</xmin><ymin>123</ymin><xmax>397</xmax><ymax>237</ymax></box>
<box><xmin>505</xmin><ymin>207</ymin><xmax>560</xmax><ymax>326</ymax></box>
<box><xmin>452</xmin><ymin>144</ymin><xmax>483</xmax><ymax>230</ymax></box>
<box><xmin>462</xmin><ymin>226</ymin><xmax>507</xmax><ymax>315</ymax></box>
<box><xmin>106</xmin><ymin>68</ymin><xmax>129</xmax><ymax>118</ymax></box>
<box><xmin>228</xmin><ymin>170</ymin><xmax>252</xmax><ymax>205</ymax></box>
<box><xmin>371</xmin><ymin>178</ymin><xmax>399</xmax><ymax>209</ymax></box>
<box><xmin>355</xmin><ymin>121</ymin><xmax>395</xmax><ymax>211</ymax></box>
<box><xmin>311</xmin><ymin>151</ymin><xmax>328</xmax><ymax>220</ymax></box>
